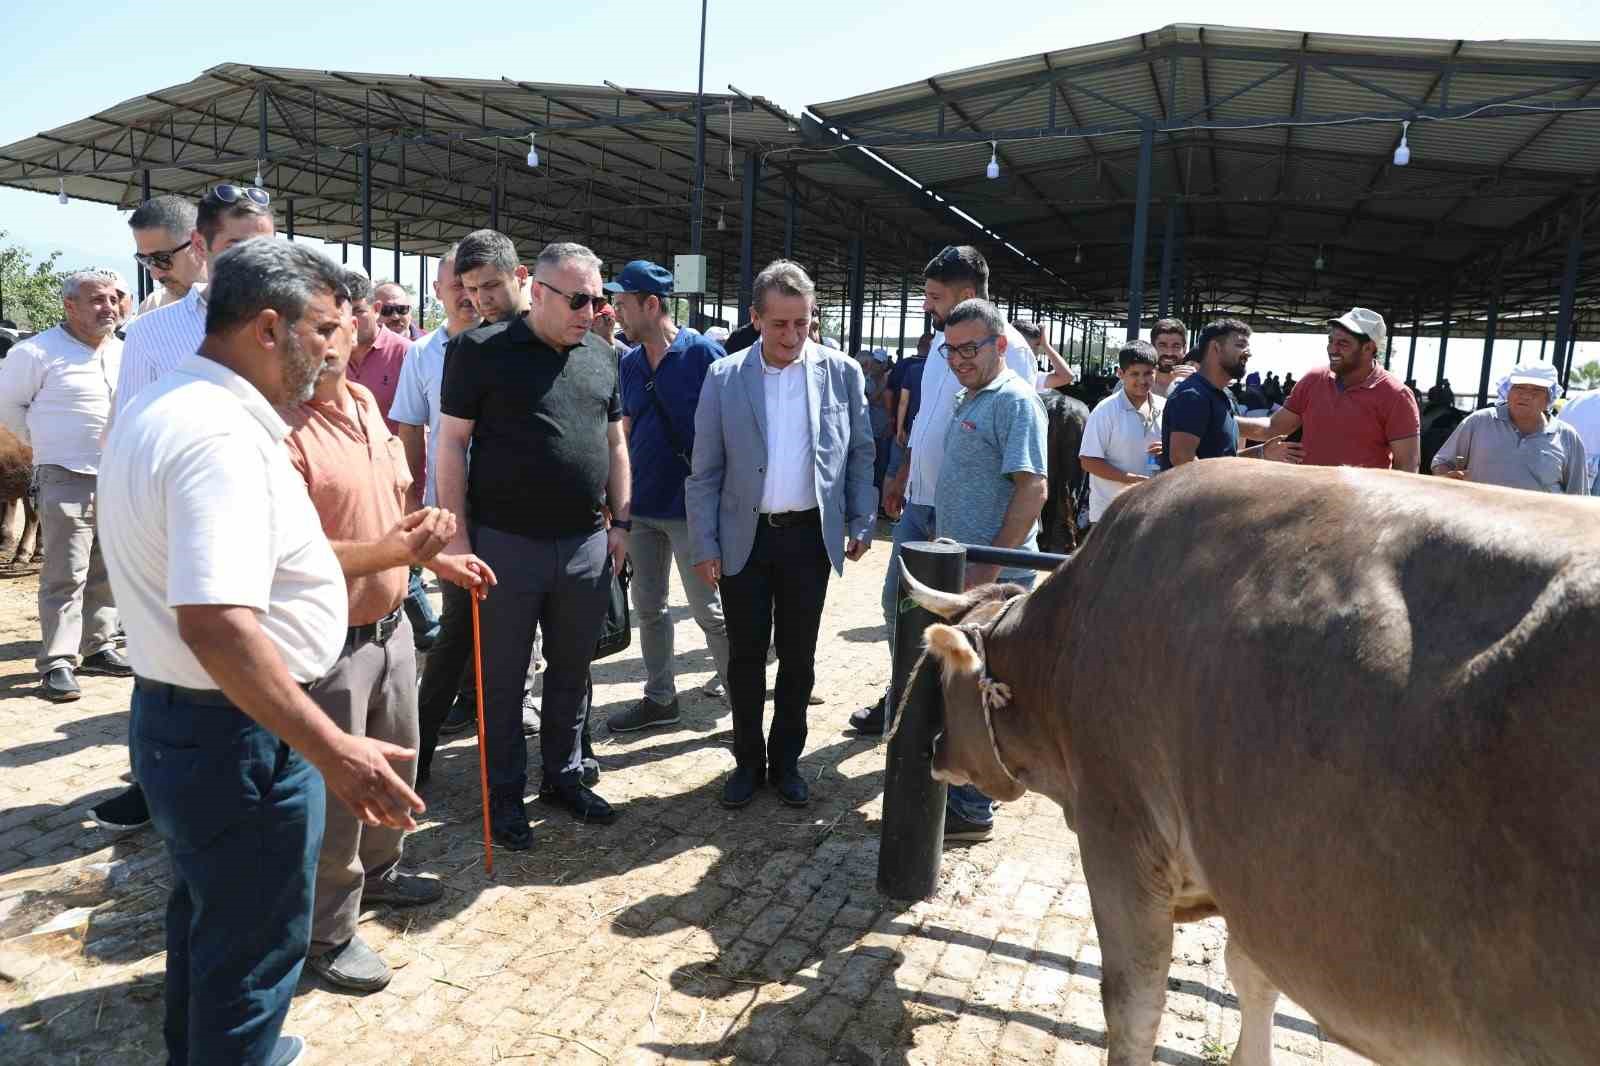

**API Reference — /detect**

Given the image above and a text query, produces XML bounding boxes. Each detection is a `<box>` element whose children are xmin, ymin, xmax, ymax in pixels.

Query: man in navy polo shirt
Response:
<box><xmin>1162</xmin><ymin>317</ymin><xmax>1289</xmax><ymax>469</ymax></box>
<box><xmin>606</xmin><ymin>260</ymin><xmax>732</xmax><ymax>732</ymax></box>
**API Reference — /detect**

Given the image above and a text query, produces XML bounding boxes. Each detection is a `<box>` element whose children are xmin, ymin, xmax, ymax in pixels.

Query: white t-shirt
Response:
<box><xmin>758</xmin><ymin>346</ymin><xmax>818</xmax><ymax>513</ymax></box>
<box><xmin>906</xmin><ymin>322</ymin><xmax>1038</xmax><ymax>506</ymax></box>
<box><xmin>99</xmin><ymin>353</ymin><xmax>346</xmax><ymax>688</ymax></box>
<box><xmin>1557</xmin><ymin>390</ymin><xmax>1600</xmax><ymax>494</ymax></box>
<box><xmin>1080</xmin><ymin>388</ymin><xmax>1165</xmax><ymax>522</ymax></box>
<box><xmin>0</xmin><ymin>324</ymin><xmax>120</xmax><ymax>474</ymax></box>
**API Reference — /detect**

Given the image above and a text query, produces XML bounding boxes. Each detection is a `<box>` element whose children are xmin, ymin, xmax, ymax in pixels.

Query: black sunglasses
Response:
<box><xmin>134</xmin><ymin>239</ymin><xmax>192</xmax><ymax>271</ymax></box>
<box><xmin>536</xmin><ymin>279</ymin><xmax>606</xmax><ymax>312</ymax></box>
<box><xmin>379</xmin><ymin>303</ymin><xmax>411</xmax><ymax>317</ymax></box>
<box><xmin>206</xmin><ymin>184</ymin><xmax>271</xmax><ymax>207</ymax></box>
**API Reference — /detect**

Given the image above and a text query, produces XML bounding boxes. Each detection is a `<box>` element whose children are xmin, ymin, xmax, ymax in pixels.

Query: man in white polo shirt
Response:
<box><xmin>1079</xmin><ymin>339</ymin><xmax>1165</xmax><ymax>534</ymax></box>
<box><xmin>99</xmin><ymin>239</ymin><xmax>424</xmax><ymax>1066</ymax></box>
<box><xmin>0</xmin><ymin>268</ymin><xmax>128</xmax><ymax>702</ymax></box>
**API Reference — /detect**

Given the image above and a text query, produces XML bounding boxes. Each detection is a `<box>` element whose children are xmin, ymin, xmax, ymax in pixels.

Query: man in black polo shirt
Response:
<box><xmin>436</xmin><ymin>241</ymin><xmax>630</xmax><ymax>850</ymax></box>
<box><xmin>1162</xmin><ymin>317</ymin><xmax>1288</xmax><ymax>468</ymax></box>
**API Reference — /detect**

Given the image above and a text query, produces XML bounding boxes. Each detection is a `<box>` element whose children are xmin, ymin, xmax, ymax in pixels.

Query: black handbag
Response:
<box><xmin>593</xmin><ymin>558</ymin><xmax>632</xmax><ymax>661</ymax></box>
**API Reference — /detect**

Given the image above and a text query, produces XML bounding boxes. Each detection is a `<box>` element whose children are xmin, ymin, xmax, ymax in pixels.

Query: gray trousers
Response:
<box><xmin>35</xmin><ymin>465</ymin><xmax>117</xmax><ymax>673</ymax></box>
<box><xmin>630</xmin><ymin>514</ymin><xmax>730</xmax><ymax>704</ymax></box>
<box><xmin>307</xmin><ymin>615</ymin><xmax>418</xmax><ymax>954</ymax></box>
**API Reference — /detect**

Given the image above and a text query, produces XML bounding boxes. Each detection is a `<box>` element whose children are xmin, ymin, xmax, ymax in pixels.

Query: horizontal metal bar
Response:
<box><xmin>958</xmin><ymin>544</ymin><xmax>1070</xmax><ymax>571</ymax></box>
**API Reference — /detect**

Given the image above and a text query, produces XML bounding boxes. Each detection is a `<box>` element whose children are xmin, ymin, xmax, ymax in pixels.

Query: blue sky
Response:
<box><xmin>3</xmin><ymin>0</ymin><xmax>1597</xmax><ymax>377</ymax></box>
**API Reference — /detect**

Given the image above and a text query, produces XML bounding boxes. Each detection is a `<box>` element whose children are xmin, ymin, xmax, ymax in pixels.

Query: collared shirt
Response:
<box><xmin>136</xmin><ymin>286</ymin><xmax>184</xmax><ymax>315</ymax></box>
<box><xmin>1432</xmin><ymin>404</ymin><xmax>1589</xmax><ymax>495</ymax></box>
<box><xmin>0</xmin><ymin>324</ymin><xmax>121</xmax><ymax>474</ymax></box>
<box><xmin>1161</xmin><ymin>372</ymin><xmax>1239</xmax><ymax>467</ymax></box>
<box><xmin>618</xmin><ymin>326</ymin><xmax>725</xmax><ymax>519</ymax></box>
<box><xmin>759</xmin><ymin>349</ymin><xmax>817</xmax><ymax>513</ymax></box>
<box><xmin>1081</xmin><ymin>387</ymin><xmax>1165</xmax><ymax>521</ymax></box>
<box><xmin>906</xmin><ymin>322</ymin><xmax>1039</xmax><ymax>505</ymax></box>
<box><xmin>1284</xmin><ymin>364</ymin><xmax>1420</xmax><ymax>468</ymax></box>
<box><xmin>1556</xmin><ymin>389</ymin><xmax>1600</xmax><ymax>494</ymax></box>
<box><xmin>934</xmin><ymin>368</ymin><xmax>1049</xmax><ymax>582</ymax></box>
<box><xmin>888</xmin><ymin>355</ymin><xmax>927</xmax><ymax>434</ymax></box>
<box><xmin>347</xmin><ymin>327</ymin><xmax>410</xmax><ymax>434</ymax></box>
<box><xmin>282</xmin><ymin>381</ymin><xmax>412</xmax><ymax>625</ymax></box>
<box><xmin>99</xmin><ymin>353</ymin><xmax>347</xmax><ymax>688</ymax></box>
<box><xmin>389</xmin><ymin>325</ymin><xmax>463</xmax><ymax>507</ymax></box>
<box><xmin>115</xmin><ymin>283</ymin><xmax>206</xmax><ymax>417</ymax></box>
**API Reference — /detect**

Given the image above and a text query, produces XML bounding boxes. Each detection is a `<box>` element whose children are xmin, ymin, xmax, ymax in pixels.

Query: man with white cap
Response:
<box><xmin>1247</xmin><ymin>307</ymin><xmax>1420</xmax><ymax>471</ymax></box>
<box><xmin>1432</xmin><ymin>364</ymin><xmax>1587</xmax><ymax>494</ymax></box>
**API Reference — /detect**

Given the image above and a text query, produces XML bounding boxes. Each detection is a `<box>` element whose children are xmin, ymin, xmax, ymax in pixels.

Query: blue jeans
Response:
<box><xmin>946</xmin><ymin>570</ymin><xmax>1036</xmax><ymax>827</ymax></box>
<box><xmin>404</xmin><ymin>566</ymin><xmax>440</xmax><ymax>641</ymax></box>
<box><xmin>130</xmin><ymin>682</ymin><xmax>324</xmax><ymax>1065</ymax></box>
<box><xmin>879</xmin><ymin>501</ymin><xmax>937</xmax><ymax>637</ymax></box>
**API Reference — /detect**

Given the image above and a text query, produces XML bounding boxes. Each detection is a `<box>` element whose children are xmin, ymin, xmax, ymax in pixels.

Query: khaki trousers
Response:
<box><xmin>35</xmin><ymin>465</ymin><xmax>118</xmax><ymax>673</ymax></box>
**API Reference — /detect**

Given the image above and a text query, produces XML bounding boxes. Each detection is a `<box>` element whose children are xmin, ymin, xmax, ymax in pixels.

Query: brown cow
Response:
<box><xmin>0</xmin><ymin>425</ymin><xmax>39</xmax><ymax>566</ymax></box>
<box><xmin>901</xmin><ymin>458</ymin><xmax>1600</xmax><ymax>1066</ymax></box>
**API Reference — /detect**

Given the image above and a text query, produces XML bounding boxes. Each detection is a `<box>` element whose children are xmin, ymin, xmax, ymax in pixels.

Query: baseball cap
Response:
<box><xmin>604</xmin><ymin>260</ymin><xmax>674</xmax><ymax>296</ymax></box>
<box><xmin>1328</xmin><ymin>307</ymin><xmax>1386</xmax><ymax>352</ymax></box>
<box><xmin>1506</xmin><ymin>364</ymin><xmax>1559</xmax><ymax>389</ymax></box>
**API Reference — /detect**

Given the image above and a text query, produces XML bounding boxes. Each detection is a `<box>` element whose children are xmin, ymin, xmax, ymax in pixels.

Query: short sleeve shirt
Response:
<box><xmin>1284</xmin><ymin>365</ymin><xmax>1420</xmax><ymax>468</ymax></box>
<box><xmin>1432</xmin><ymin>405</ymin><xmax>1589</xmax><ymax>495</ymax></box>
<box><xmin>618</xmin><ymin>327</ymin><xmax>725</xmax><ymax>520</ymax></box>
<box><xmin>98</xmin><ymin>353</ymin><xmax>347</xmax><ymax>688</ymax></box>
<box><xmin>889</xmin><ymin>356</ymin><xmax>927</xmax><ymax>433</ymax></box>
<box><xmin>934</xmin><ymin>369</ymin><xmax>1049</xmax><ymax>582</ymax></box>
<box><xmin>346</xmin><ymin>327</ymin><xmax>411</xmax><ymax>434</ymax></box>
<box><xmin>1161</xmin><ymin>373</ymin><xmax>1239</xmax><ymax>468</ymax></box>
<box><xmin>1080</xmin><ymin>388</ymin><xmax>1165</xmax><ymax>521</ymax></box>
<box><xmin>441</xmin><ymin>316</ymin><xmax>622</xmax><ymax>539</ymax></box>
<box><xmin>282</xmin><ymin>382</ymin><xmax>412</xmax><ymax>625</ymax></box>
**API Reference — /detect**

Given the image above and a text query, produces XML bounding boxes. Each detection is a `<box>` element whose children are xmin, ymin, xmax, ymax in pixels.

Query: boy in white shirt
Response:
<box><xmin>1079</xmin><ymin>340</ymin><xmax>1165</xmax><ymax>534</ymax></box>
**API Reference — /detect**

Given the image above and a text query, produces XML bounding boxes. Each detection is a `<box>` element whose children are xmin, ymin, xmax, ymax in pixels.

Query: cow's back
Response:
<box><xmin>1048</xmin><ymin>460</ymin><xmax>1600</xmax><ymax>1066</ymax></box>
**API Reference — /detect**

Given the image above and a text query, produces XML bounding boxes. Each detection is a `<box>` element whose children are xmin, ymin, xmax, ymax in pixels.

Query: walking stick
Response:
<box><xmin>469</xmin><ymin>590</ymin><xmax>494</xmax><ymax>877</ymax></box>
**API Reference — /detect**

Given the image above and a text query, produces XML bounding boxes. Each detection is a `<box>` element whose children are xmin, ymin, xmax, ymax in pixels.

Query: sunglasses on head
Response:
<box><xmin>206</xmin><ymin>184</ymin><xmax>271</xmax><ymax>207</ymax></box>
<box><xmin>380</xmin><ymin>304</ymin><xmax>411</xmax><ymax>317</ymax></box>
<box><xmin>536</xmin><ymin>279</ymin><xmax>606</xmax><ymax>312</ymax></box>
<box><xmin>134</xmin><ymin>238</ymin><xmax>191</xmax><ymax>271</ymax></box>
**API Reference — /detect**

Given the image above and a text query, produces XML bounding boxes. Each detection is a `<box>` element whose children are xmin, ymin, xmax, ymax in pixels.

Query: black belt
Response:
<box><xmin>762</xmin><ymin>508</ymin><xmax>820</xmax><ymax>528</ymax></box>
<box><xmin>134</xmin><ymin>678</ymin><xmax>309</xmax><ymax>707</ymax></box>
<box><xmin>346</xmin><ymin>606</ymin><xmax>404</xmax><ymax>651</ymax></box>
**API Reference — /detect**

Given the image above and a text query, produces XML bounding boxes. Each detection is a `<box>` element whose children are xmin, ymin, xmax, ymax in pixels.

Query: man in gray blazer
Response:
<box><xmin>686</xmin><ymin>259</ymin><xmax>877</xmax><ymax>810</ymax></box>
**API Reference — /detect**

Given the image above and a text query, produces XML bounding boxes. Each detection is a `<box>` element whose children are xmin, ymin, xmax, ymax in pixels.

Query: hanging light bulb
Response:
<box><xmin>1074</xmin><ymin>244</ymin><xmax>1082</xmax><ymax>266</ymax></box>
<box><xmin>985</xmin><ymin>142</ymin><xmax>1000</xmax><ymax>180</ymax></box>
<box><xmin>1393</xmin><ymin>121</ymin><xmax>1411</xmax><ymax>167</ymax></box>
<box><xmin>1314</xmin><ymin>245</ymin><xmax>1325</xmax><ymax>272</ymax></box>
<box><xmin>526</xmin><ymin>133</ymin><xmax>540</xmax><ymax>168</ymax></box>
<box><xmin>57</xmin><ymin>177</ymin><xmax>68</xmax><ymax>205</ymax></box>
<box><xmin>717</xmin><ymin>206</ymin><xmax>727</xmax><ymax>232</ymax></box>
<box><xmin>254</xmin><ymin>160</ymin><xmax>264</xmax><ymax>187</ymax></box>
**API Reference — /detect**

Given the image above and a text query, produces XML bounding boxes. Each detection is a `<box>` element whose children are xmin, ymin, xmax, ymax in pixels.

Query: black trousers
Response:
<box><xmin>719</xmin><ymin>519</ymin><xmax>832</xmax><ymax>777</ymax></box>
<box><xmin>416</xmin><ymin>580</ymin><xmax>474</xmax><ymax>779</ymax></box>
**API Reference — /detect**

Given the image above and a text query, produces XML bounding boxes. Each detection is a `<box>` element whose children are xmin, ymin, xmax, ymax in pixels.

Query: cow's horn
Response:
<box><xmin>899</xmin><ymin>558</ymin><xmax>968</xmax><ymax>619</ymax></box>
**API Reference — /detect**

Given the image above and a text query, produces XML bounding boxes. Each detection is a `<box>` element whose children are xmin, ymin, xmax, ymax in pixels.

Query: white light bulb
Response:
<box><xmin>254</xmin><ymin>161</ymin><xmax>263</xmax><ymax>187</ymax></box>
<box><xmin>1393</xmin><ymin>121</ymin><xmax>1411</xmax><ymax>167</ymax></box>
<box><xmin>1314</xmin><ymin>246</ymin><xmax>1325</xmax><ymax>271</ymax></box>
<box><xmin>985</xmin><ymin>143</ymin><xmax>1000</xmax><ymax>180</ymax></box>
<box><xmin>1074</xmin><ymin>245</ymin><xmax>1082</xmax><ymax>266</ymax></box>
<box><xmin>717</xmin><ymin>207</ymin><xmax>727</xmax><ymax>232</ymax></box>
<box><xmin>526</xmin><ymin>134</ymin><xmax>539</xmax><ymax>168</ymax></box>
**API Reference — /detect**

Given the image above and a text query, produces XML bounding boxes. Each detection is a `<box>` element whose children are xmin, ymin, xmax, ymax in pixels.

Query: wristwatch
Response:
<box><xmin>611</xmin><ymin>519</ymin><xmax>632</xmax><ymax>532</ymax></box>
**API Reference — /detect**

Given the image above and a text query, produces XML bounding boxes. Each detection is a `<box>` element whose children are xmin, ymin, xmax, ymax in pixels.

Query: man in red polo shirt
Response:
<box><xmin>345</xmin><ymin>272</ymin><xmax>410</xmax><ymax>434</ymax></box>
<box><xmin>1257</xmin><ymin>307</ymin><xmax>1420</xmax><ymax>471</ymax></box>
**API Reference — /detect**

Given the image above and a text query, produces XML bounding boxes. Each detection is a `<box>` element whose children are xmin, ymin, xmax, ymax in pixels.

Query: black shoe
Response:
<box><xmin>305</xmin><ymin>935</ymin><xmax>391</xmax><ymax>992</ymax></box>
<box><xmin>42</xmin><ymin>667</ymin><xmax>80</xmax><ymax>702</ymax></box>
<box><xmin>79</xmin><ymin>647</ymin><xmax>133</xmax><ymax>677</ymax></box>
<box><xmin>943</xmin><ymin>807</ymin><xmax>994</xmax><ymax>843</ymax></box>
<box><xmin>720</xmin><ymin>766</ymin><xmax>764</xmax><ymax>809</ymax></box>
<box><xmin>807</xmin><ymin>693</ymin><xmax>824</xmax><ymax>706</ymax></box>
<box><xmin>774</xmin><ymin>769</ymin><xmax>810</xmax><ymax>807</ymax></box>
<box><xmin>439</xmin><ymin>699</ymin><xmax>476</xmax><ymax>736</ymax></box>
<box><xmin>580</xmin><ymin>757</ymin><xmax>600</xmax><ymax>788</ymax></box>
<box><xmin>607</xmin><ymin>696</ymin><xmax>681</xmax><ymax>733</ymax></box>
<box><xmin>537</xmin><ymin>780</ymin><xmax>616</xmax><ymax>824</ymax></box>
<box><xmin>848</xmin><ymin>695</ymin><xmax>887</xmax><ymax>735</ymax></box>
<box><xmin>89</xmin><ymin>784</ymin><xmax>150</xmax><ymax>832</ymax></box>
<box><xmin>490</xmin><ymin>794</ymin><xmax>532</xmax><ymax>851</ymax></box>
<box><xmin>363</xmin><ymin>867</ymin><xmax>444</xmax><ymax>907</ymax></box>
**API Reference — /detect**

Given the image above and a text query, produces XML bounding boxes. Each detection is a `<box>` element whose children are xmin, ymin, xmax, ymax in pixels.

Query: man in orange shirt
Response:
<box><xmin>282</xmin><ymin>268</ymin><xmax>495</xmax><ymax>994</ymax></box>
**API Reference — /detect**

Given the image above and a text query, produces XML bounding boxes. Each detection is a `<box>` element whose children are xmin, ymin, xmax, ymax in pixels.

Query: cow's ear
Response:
<box><xmin>925</xmin><ymin>624</ymin><xmax>981</xmax><ymax>678</ymax></box>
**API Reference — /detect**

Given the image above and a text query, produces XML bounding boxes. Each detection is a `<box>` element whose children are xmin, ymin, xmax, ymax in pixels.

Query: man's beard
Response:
<box><xmin>929</xmin><ymin>313</ymin><xmax>946</xmax><ymax>331</ymax></box>
<box><xmin>281</xmin><ymin>329</ymin><xmax>322</xmax><ymax>404</ymax></box>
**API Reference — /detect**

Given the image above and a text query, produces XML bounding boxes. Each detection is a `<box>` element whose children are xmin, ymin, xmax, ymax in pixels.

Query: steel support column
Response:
<box><xmin>1436</xmin><ymin>282</ymin><xmax>1453</xmax><ymax>390</ymax></box>
<box><xmin>899</xmin><ymin>273</ymin><xmax>910</xmax><ymax>353</ymax></box>
<box><xmin>783</xmin><ymin>180</ymin><xmax>797</xmax><ymax>260</ymax></box>
<box><xmin>137</xmin><ymin>169</ymin><xmax>153</xmax><ymax>302</ymax></box>
<box><xmin>419</xmin><ymin>256</ymin><xmax>428</xmax><ymax>326</ymax></box>
<box><xmin>489</xmin><ymin>169</ymin><xmax>500</xmax><ymax>231</ymax></box>
<box><xmin>848</xmin><ymin>232</ymin><xmax>866</xmax><ymax>355</ymax></box>
<box><xmin>1157</xmin><ymin>200</ymin><xmax>1178</xmax><ymax>318</ymax></box>
<box><xmin>360</xmin><ymin>142</ymin><xmax>372</xmax><ymax>273</ymax></box>
<box><xmin>1477</xmin><ymin>275</ymin><xmax>1501</xmax><ymax>409</ymax></box>
<box><xmin>393</xmin><ymin>218</ymin><xmax>402</xmax><ymax>282</ymax></box>
<box><xmin>285</xmin><ymin>198</ymin><xmax>295</xmax><ymax>241</ymax></box>
<box><xmin>1405</xmin><ymin>299</ymin><xmax>1421</xmax><ymax>383</ymax></box>
<box><xmin>1553</xmin><ymin>201</ymin><xmax>1584</xmax><ymax>385</ymax></box>
<box><xmin>689</xmin><ymin>0</ymin><xmax>708</xmax><ymax>323</ymax></box>
<box><xmin>1125</xmin><ymin>122</ymin><xmax>1155</xmax><ymax>340</ymax></box>
<box><xmin>737</xmin><ymin>151</ymin><xmax>760</xmax><ymax>324</ymax></box>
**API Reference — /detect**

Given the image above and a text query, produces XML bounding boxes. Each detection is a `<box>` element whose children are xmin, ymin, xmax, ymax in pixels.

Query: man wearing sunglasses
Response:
<box><xmin>127</xmin><ymin>195</ymin><xmax>206</xmax><ymax>314</ymax></box>
<box><xmin>374</xmin><ymin>281</ymin><xmax>422</xmax><ymax>341</ymax></box>
<box><xmin>90</xmin><ymin>186</ymin><xmax>275</xmax><ymax>836</ymax></box>
<box><xmin>437</xmin><ymin>241</ymin><xmax>629</xmax><ymax>850</ymax></box>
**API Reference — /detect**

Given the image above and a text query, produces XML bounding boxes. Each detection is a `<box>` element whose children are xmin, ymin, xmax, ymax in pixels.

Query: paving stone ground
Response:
<box><xmin>0</xmin><ymin>527</ymin><xmax>1373</xmax><ymax>1065</ymax></box>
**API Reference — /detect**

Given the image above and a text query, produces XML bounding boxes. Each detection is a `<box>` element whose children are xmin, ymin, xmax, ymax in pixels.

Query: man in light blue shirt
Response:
<box><xmin>932</xmin><ymin>298</ymin><xmax>1048</xmax><ymax>839</ymax></box>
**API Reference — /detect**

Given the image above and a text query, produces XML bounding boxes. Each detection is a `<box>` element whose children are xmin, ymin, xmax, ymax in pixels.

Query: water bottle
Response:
<box><xmin>1145</xmin><ymin>432</ymin><xmax>1162</xmax><ymax>475</ymax></box>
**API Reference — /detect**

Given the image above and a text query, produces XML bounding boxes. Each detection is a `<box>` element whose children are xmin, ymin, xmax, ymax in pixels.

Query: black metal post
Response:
<box><xmin>737</xmin><ymin>151</ymin><xmax>760</xmax><ymax>324</ymax></box>
<box><xmin>138</xmin><ymin>169</ymin><xmax>153</xmax><ymax>301</ymax></box>
<box><xmin>1436</xmin><ymin>282</ymin><xmax>1453</xmax><ymax>389</ymax></box>
<box><xmin>1383</xmin><ymin>327</ymin><xmax>1393</xmax><ymax>370</ymax></box>
<box><xmin>1477</xmin><ymin>275</ymin><xmax>1501</xmax><ymax>409</ymax></box>
<box><xmin>419</xmin><ymin>255</ymin><xmax>428</xmax><ymax>326</ymax></box>
<box><xmin>877</xmin><ymin>540</ymin><xmax>966</xmax><ymax>900</ymax></box>
<box><xmin>1553</xmin><ymin>201</ymin><xmax>1584</xmax><ymax>383</ymax></box>
<box><xmin>1406</xmin><ymin>298</ymin><xmax>1421</xmax><ymax>383</ymax></box>
<box><xmin>489</xmin><ymin>169</ymin><xmax>500</xmax><ymax>232</ymax></box>
<box><xmin>689</xmin><ymin>0</ymin><xmax>708</xmax><ymax>323</ymax></box>
<box><xmin>286</xmin><ymin>198</ymin><xmax>295</xmax><ymax>241</ymax></box>
<box><xmin>1157</xmin><ymin>200</ymin><xmax>1178</xmax><ymax>318</ymax></box>
<box><xmin>1125</xmin><ymin>121</ymin><xmax>1155</xmax><ymax>340</ymax></box>
<box><xmin>360</xmin><ymin>142</ymin><xmax>372</xmax><ymax>273</ymax></box>
<box><xmin>393</xmin><ymin>217</ymin><xmax>402</xmax><ymax>282</ymax></box>
<box><xmin>899</xmin><ymin>272</ymin><xmax>910</xmax><ymax>353</ymax></box>
<box><xmin>848</xmin><ymin>232</ymin><xmax>866</xmax><ymax>354</ymax></box>
<box><xmin>783</xmin><ymin>180</ymin><xmax>797</xmax><ymax>260</ymax></box>
<box><xmin>341</xmin><ymin>241</ymin><xmax>348</xmax><ymax>265</ymax></box>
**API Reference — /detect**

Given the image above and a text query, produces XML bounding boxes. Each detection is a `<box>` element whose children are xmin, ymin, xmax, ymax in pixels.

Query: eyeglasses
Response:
<box><xmin>205</xmin><ymin>184</ymin><xmax>270</xmax><ymax>207</ymax></box>
<box><xmin>379</xmin><ymin>304</ymin><xmax>411</xmax><ymax>317</ymax></box>
<box><xmin>938</xmin><ymin>335</ymin><xmax>999</xmax><ymax>362</ymax></box>
<box><xmin>535</xmin><ymin>279</ymin><xmax>606</xmax><ymax>311</ymax></box>
<box><xmin>134</xmin><ymin>239</ymin><xmax>192</xmax><ymax>271</ymax></box>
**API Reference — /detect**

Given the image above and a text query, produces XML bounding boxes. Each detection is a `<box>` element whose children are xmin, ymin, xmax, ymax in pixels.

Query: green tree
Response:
<box><xmin>0</xmin><ymin>232</ymin><xmax>66</xmax><ymax>331</ymax></box>
<box><xmin>1577</xmin><ymin>361</ymin><xmax>1600</xmax><ymax>391</ymax></box>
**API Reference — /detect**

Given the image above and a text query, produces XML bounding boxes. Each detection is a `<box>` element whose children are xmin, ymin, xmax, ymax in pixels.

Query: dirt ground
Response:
<box><xmin>0</xmin><ymin>542</ymin><xmax>1369</xmax><ymax>1066</ymax></box>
